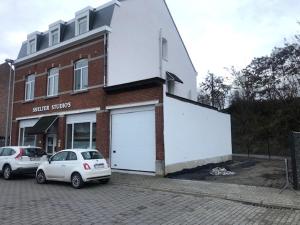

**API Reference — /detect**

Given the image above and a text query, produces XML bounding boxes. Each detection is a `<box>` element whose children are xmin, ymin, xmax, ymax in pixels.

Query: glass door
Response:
<box><xmin>46</xmin><ymin>134</ymin><xmax>57</xmax><ymax>155</ymax></box>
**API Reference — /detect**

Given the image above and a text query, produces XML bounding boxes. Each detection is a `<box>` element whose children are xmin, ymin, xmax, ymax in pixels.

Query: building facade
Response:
<box><xmin>11</xmin><ymin>0</ymin><xmax>232</xmax><ymax>175</ymax></box>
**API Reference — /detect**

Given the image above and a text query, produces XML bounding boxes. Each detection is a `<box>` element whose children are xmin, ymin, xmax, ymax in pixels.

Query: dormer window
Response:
<box><xmin>50</xmin><ymin>29</ymin><xmax>59</xmax><ymax>45</ymax></box>
<box><xmin>75</xmin><ymin>6</ymin><xmax>93</xmax><ymax>36</ymax></box>
<box><xmin>29</xmin><ymin>39</ymin><xmax>36</xmax><ymax>54</ymax></box>
<box><xmin>48</xmin><ymin>20</ymin><xmax>63</xmax><ymax>46</ymax></box>
<box><xmin>78</xmin><ymin>17</ymin><xmax>88</xmax><ymax>35</ymax></box>
<box><xmin>27</xmin><ymin>31</ymin><xmax>40</xmax><ymax>55</ymax></box>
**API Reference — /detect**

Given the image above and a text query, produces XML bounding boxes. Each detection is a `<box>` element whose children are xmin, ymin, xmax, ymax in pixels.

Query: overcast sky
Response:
<box><xmin>0</xmin><ymin>0</ymin><xmax>300</xmax><ymax>82</ymax></box>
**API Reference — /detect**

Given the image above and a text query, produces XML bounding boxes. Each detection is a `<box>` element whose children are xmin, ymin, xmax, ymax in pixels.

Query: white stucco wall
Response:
<box><xmin>164</xmin><ymin>95</ymin><xmax>232</xmax><ymax>173</ymax></box>
<box><xmin>108</xmin><ymin>0</ymin><xmax>197</xmax><ymax>100</ymax></box>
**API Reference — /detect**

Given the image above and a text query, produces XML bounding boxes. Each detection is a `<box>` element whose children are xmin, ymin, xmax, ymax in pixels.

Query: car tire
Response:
<box><xmin>71</xmin><ymin>173</ymin><xmax>84</xmax><ymax>189</ymax></box>
<box><xmin>36</xmin><ymin>170</ymin><xmax>46</xmax><ymax>184</ymax></box>
<box><xmin>3</xmin><ymin>165</ymin><xmax>12</xmax><ymax>180</ymax></box>
<box><xmin>100</xmin><ymin>178</ymin><xmax>110</xmax><ymax>184</ymax></box>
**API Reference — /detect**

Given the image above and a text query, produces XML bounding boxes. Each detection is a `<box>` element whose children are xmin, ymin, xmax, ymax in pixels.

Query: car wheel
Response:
<box><xmin>100</xmin><ymin>178</ymin><xmax>110</xmax><ymax>184</ymax></box>
<box><xmin>3</xmin><ymin>165</ymin><xmax>12</xmax><ymax>180</ymax></box>
<box><xmin>36</xmin><ymin>170</ymin><xmax>46</xmax><ymax>184</ymax></box>
<box><xmin>71</xmin><ymin>173</ymin><xmax>84</xmax><ymax>189</ymax></box>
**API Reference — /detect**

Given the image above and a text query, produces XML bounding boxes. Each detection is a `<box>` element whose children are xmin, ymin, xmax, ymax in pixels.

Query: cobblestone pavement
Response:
<box><xmin>0</xmin><ymin>174</ymin><xmax>299</xmax><ymax>225</ymax></box>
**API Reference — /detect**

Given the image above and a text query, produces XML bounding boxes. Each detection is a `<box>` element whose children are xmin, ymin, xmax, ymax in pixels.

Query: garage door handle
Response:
<box><xmin>113</xmin><ymin>151</ymin><xmax>116</xmax><ymax>153</ymax></box>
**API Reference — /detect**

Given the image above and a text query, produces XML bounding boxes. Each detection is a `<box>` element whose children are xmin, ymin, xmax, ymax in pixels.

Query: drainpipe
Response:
<box><xmin>159</xmin><ymin>28</ymin><xmax>163</xmax><ymax>78</ymax></box>
<box><xmin>10</xmin><ymin>64</ymin><xmax>15</xmax><ymax>146</ymax></box>
<box><xmin>4</xmin><ymin>59</ymin><xmax>14</xmax><ymax>146</ymax></box>
<box><xmin>104</xmin><ymin>33</ymin><xmax>108</xmax><ymax>86</ymax></box>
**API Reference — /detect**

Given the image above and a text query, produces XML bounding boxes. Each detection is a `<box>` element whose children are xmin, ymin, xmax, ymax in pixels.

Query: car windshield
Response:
<box><xmin>23</xmin><ymin>148</ymin><xmax>46</xmax><ymax>157</ymax></box>
<box><xmin>81</xmin><ymin>151</ymin><xmax>103</xmax><ymax>160</ymax></box>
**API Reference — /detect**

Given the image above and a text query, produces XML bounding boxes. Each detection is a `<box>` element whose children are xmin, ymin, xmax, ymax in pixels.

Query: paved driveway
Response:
<box><xmin>0</xmin><ymin>174</ymin><xmax>299</xmax><ymax>225</ymax></box>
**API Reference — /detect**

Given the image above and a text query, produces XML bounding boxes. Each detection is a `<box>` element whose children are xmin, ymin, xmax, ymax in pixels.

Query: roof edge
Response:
<box><xmin>15</xmin><ymin>26</ymin><xmax>112</xmax><ymax>65</ymax></box>
<box><xmin>163</xmin><ymin>0</ymin><xmax>197</xmax><ymax>75</ymax></box>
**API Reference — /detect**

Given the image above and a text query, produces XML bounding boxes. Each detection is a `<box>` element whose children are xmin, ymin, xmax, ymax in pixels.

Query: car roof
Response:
<box><xmin>61</xmin><ymin>149</ymin><xmax>98</xmax><ymax>153</ymax></box>
<box><xmin>1</xmin><ymin>146</ymin><xmax>41</xmax><ymax>149</ymax></box>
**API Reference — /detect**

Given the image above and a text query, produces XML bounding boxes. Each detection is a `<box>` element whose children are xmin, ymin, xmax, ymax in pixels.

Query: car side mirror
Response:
<box><xmin>48</xmin><ymin>158</ymin><xmax>52</xmax><ymax>164</ymax></box>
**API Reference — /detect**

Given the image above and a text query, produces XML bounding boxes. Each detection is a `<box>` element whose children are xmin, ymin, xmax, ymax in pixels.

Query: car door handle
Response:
<box><xmin>61</xmin><ymin>165</ymin><xmax>66</xmax><ymax>167</ymax></box>
<box><xmin>113</xmin><ymin>151</ymin><xmax>116</xmax><ymax>153</ymax></box>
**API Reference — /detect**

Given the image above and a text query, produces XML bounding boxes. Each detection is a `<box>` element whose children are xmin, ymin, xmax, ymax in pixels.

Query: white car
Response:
<box><xmin>0</xmin><ymin>146</ymin><xmax>47</xmax><ymax>180</ymax></box>
<box><xmin>36</xmin><ymin>149</ymin><xmax>111</xmax><ymax>188</ymax></box>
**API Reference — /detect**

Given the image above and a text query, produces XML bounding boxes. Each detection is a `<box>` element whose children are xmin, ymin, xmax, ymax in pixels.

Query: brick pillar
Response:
<box><xmin>11</xmin><ymin>120</ymin><xmax>19</xmax><ymax>146</ymax></box>
<box><xmin>57</xmin><ymin>116</ymin><xmax>66</xmax><ymax>151</ymax></box>
<box><xmin>96</xmin><ymin>110</ymin><xmax>110</xmax><ymax>159</ymax></box>
<box><xmin>155</xmin><ymin>105</ymin><xmax>164</xmax><ymax>161</ymax></box>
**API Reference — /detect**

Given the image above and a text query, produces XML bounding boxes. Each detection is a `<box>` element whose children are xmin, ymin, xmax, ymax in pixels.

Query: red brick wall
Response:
<box><xmin>0</xmin><ymin>63</ymin><xmax>12</xmax><ymax>142</ymax></box>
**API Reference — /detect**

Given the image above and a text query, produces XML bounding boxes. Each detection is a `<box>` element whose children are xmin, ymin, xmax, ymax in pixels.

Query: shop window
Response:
<box><xmin>25</xmin><ymin>74</ymin><xmax>35</xmax><ymax>101</ymax></box>
<box><xmin>66</xmin><ymin>122</ymin><xmax>96</xmax><ymax>149</ymax></box>
<box><xmin>19</xmin><ymin>128</ymin><xmax>36</xmax><ymax>146</ymax></box>
<box><xmin>47</xmin><ymin>68</ymin><xmax>59</xmax><ymax>96</ymax></box>
<box><xmin>74</xmin><ymin>59</ymin><xmax>88</xmax><ymax>91</ymax></box>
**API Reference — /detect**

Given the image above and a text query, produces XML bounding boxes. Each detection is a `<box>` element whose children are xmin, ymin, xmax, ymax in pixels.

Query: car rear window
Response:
<box><xmin>81</xmin><ymin>151</ymin><xmax>103</xmax><ymax>160</ymax></box>
<box><xmin>23</xmin><ymin>148</ymin><xmax>46</xmax><ymax>157</ymax></box>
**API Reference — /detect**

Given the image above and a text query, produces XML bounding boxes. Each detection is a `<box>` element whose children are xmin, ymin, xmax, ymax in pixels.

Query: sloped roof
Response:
<box><xmin>17</xmin><ymin>4</ymin><xmax>115</xmax><ymax>60</ymax></box>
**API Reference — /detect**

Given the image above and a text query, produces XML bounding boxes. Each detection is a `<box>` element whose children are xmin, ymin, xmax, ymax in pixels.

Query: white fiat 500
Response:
<box><xmin>36</xmin><ymin>149</ymin><xmax>111</xmax><ymax>188</ymax></box>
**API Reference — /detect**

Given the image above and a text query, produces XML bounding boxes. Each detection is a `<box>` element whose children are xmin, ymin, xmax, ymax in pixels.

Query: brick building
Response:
<box><xmin>0</xmin><ymin>62</ymin><xmax>13</xmax><ymax>146</ymax></box>
<box><xmin>12</xmin><ymin>0</ymin><xmax>232</xmax><ymax>175</ymax></box>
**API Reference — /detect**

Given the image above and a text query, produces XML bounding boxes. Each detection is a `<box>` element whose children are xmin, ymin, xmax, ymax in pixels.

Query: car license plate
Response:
<box><xmin>94</xmin><ymin>164</ymin><xmax>104</xmax><ymax>169</ymax></box>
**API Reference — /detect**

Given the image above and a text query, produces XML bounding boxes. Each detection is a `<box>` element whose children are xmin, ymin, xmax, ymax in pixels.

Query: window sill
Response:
<box><xmin>45</xmin><ymin>95</ymin><xmax>59</xmax><ymax>100</ymax></box>
<box><xmin>23</xmin><ymin>99</ymin><xmax>35</xmax><ymax>104</ymax></box>
<box><xmin>71</xmin><ymin>89</ymin><xmax>89</xmax><ymax>95</ymax></box>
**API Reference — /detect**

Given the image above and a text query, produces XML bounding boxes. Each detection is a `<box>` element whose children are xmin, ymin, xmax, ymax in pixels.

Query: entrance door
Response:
<box><xmin>46</xmin><ymin>134</ymin><xmax>57</xmax><ymax>155</ymax></box>
<box><xmin>111</xmin><ymin>107</ymin><xmax>156</xmax><ymax>173</ymax></box>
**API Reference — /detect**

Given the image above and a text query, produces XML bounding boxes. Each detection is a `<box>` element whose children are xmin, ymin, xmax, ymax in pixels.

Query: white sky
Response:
<box><xmin>0</xmin><ymin>0</ymin><xmax>300</xmax><ymax>84</ymax></box>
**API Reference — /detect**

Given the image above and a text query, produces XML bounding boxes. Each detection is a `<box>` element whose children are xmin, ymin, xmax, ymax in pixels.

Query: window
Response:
<box><xmin>29</xmin><ymin>39</ymin><xmax>36</xmax><ymax>54</ymax></box>
<box><xmin>0</xmin><ymin>148</ymin><xmax>3</xmax><ymax>156</ymax></box>
<box><xmin>162</xmin><ymin>38</ymin><xmax>168</xmax><ymax>60</ymax></box>
<box><xmin>78</xmin><ymin>17</ymin><xmax>88</xmax><ymax>35</ymax></box>
<box><xmin>19</xmin><ymin>128</ymin><xmax>36</xmax><ymax>146</ymax></box>
<box><xmin>51</xmin><ymin>151</ymin><xmax>68</xmax><ymax>161</ymax></box>
<box><xmin>167</xmin><ymin>80</ymin><xmax>175</xmax><ymax>94</ymax></box>
<box><xmin>74</xmin><ymin>59</ymin><xmax>88</xmax><ymax>91</ymax></box>
<box><xmin>25</xmin><ymin>74</ymin><xmax>35</xmax><ymax>101</ymax></box>
<box><xmin>1</xmin><ymin>148</ymin><xmax>15</xmax><ymax>156</ymax></box>
<box><xmin>81</xmin><ymin>151</ymin><xmax>103</xmax><ymax>160</ymax></box>
<box><xmin>50</xmin><ymin>29</ymin><xmax>59</xmax><ymax>46</ymax></box>
<box><xmin>66</xmin><ymin>122</ymin><xmax>96</xmax><ymax>149</ymax></box>
<box><xmin>47</xmin><ymin>68</ymin><xmax>59</xmax><ymax>96</ymax></box>
<box><xmin>67</xmin><ymin>152</ymin><xmax>77</xmax><ymax>161</ymax></box>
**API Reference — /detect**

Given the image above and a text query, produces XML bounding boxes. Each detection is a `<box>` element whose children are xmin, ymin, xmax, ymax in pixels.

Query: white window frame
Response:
<box><xmin>25</xmin><ymin>74</ymin><xmax>35</xmax><ymax>101</ymax></box>
<box><xmin>74</xmin><ymin>59</ymin><xmax>88</xmax><ymax>91</ymax></box>
<box><xmin>50</xmin><ymin>29</ymin><xmax>59</xmax><ymax>46</ymax></box>
<box><xmin>47</xmin><ymin>68</ymin><xmax>59</xmax><ymax>97</ymax></box>
<box><xmin>18</xmin><ymin>127</ymin><xmax>37</xmax><ymax>146</ymax></box>
<box><xmin>78</xmin><ymin>16</ymin><xmax>88</xmax><ymax>35</ymax></box>
<box><xmin>66</xmin><ymin>122</ymin><xmax>95</xmax><ymax>149</ymax></box>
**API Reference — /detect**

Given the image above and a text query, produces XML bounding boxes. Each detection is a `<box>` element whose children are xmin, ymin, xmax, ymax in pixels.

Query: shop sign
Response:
<box><xmin>32</xmin><ymin>102</ymin><xmax>72</xmax><ymax>113</ymax></box>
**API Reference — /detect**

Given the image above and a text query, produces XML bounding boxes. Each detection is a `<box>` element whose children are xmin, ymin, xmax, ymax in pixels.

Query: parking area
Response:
<box><xmin>0</xmin><ymin>174</ymin><xmax>300</xmax><ymax>225</ymax></box>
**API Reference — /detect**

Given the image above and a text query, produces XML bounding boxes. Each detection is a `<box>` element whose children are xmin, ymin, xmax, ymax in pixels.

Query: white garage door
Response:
<box><xmin>111</xmin><ymin>106</ymin><xmax>156</xmax><ymax>173</ymax></box>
